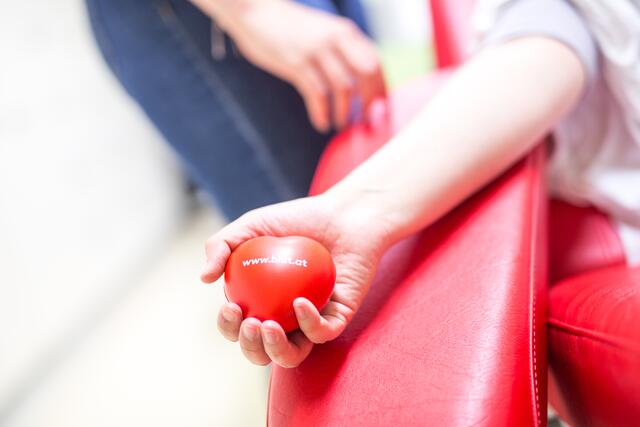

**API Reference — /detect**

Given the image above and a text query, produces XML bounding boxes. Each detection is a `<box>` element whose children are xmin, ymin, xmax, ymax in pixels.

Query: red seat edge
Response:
<box><xmin>548</xmin><ymin>265</ymin><xmax>640</xmax><ymax>426</ymax></box>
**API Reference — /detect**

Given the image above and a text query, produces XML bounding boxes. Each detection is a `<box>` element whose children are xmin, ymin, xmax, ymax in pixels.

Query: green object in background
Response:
<box><xmin>378</xmin><ymin>42</ymin><xmax>434</xmax><ymax>88</ymax></box>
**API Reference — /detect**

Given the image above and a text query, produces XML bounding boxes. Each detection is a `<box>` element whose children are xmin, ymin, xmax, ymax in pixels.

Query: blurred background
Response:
<box><xmin>0</xmin><ymin>1</ymin><xmax>431</xmax><ymax>425</ymax></box>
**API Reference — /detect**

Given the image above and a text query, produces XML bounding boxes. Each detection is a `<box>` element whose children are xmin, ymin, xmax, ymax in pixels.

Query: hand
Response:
<box><xmin>201</xmin><ymin>193</ymin><xmax>393</xmax><ymax>368</ymax></box>
<box><xmin>204</xmin><ymin>0</ymin><xmax>386</xmax><ymax>132</ymax></box>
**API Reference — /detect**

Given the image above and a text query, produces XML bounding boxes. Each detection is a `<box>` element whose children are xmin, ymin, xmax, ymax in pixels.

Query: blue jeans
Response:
<box><xmin>85</xmin><ymin>0</ymin><xmax>368</xmax><ymax>220</ymax></box>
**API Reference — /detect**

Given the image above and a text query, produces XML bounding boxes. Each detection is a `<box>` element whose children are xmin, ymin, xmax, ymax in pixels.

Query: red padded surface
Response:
<box><xmin>268</xmin><ymin>74</ymin><xmax>548</xmax><ymax>426</ymax></box>
<box><xmin>430</xmin><ymin>0</ymin><xmax>476</xmax><ymax>68</ymax></box>
<box><xmin>548</xmin><ymin>199</ymin><xmax>625</xmax><ymax>284</ymax></box>
<box><xmin>309</xmin><ymin>72</ymin><xmax>450</xmax><ymax>195</ymax></box>
<box><xmin>548</xmin><ymin>265</ymin><xmax>640</xmax><ymax>426</ymax></box>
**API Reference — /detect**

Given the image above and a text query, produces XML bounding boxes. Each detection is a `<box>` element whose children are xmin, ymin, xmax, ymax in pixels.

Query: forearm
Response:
<box><xmin>328</xmin><ymin>37</ymin><xmax>586</xmax><ymax>245</ymax></box>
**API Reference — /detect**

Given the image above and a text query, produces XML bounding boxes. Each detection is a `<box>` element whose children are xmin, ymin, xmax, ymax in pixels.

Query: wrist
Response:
<box><xmin>322</xmin><ymin>184</ymin><xmax>404</xmax><ymax>250</ymax></box>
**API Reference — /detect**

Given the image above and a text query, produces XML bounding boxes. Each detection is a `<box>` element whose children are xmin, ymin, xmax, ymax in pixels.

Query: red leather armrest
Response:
<box><xmin>429</xmin><ymin>0</ymin><xmax>477</xmax><ymax>68</ymax></box>
<box><xmin>267</xmin><ymin>73</ymin><xmax>549</xmax><ymax>426</ymax></box>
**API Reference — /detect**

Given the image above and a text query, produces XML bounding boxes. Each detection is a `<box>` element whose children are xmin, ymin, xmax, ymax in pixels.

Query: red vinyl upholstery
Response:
<box><xmin>428</xmin><ymin>0</ymin><xmax>640</xmax><ymax>423</ymax></box>
<box><xmin>548</xmin><ymin>199</ymin><xmax>625</xmax><ymax>284</ymax></box>
<box><xmin>267</xmin><ymin>0</ymin><xmax>639</xmax><ymax>425</ymax></box>
<box><xmin>430</xmin><ymin>0</ymin><xmax>476</xmax><ymax>67</ymax></box>
<box><xmin>548</xmin><ymin>265</ymin><xmax>640</xmax><ymax>426</ymax></box>
<box><xmin>547</xmin><ymin>202</ymin><xmax>640</xmax><ymax>425</ymax></box>
<box><xmin>268</xmin><ymin>0</ymin><xmax>548</xmax><ymax>425</ymax></box>
<box><xmin>268</xmin><ymin>74</ymin><xmax>548</xmax><ymax>425</ymax></box>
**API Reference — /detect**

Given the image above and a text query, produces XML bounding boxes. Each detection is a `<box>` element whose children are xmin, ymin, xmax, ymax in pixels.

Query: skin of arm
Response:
<box><xmin>327</xmin><ymin>36</ymin><xmax>586</xmax><ymax>246</ymax></box>
<box><xmin>202</xmin><ymin>36</ymin><xmax>586</xmax><ymax>368</ymax></box>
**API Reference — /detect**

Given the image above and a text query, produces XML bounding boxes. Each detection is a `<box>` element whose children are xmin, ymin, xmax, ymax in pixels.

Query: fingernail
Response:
<box><xmin>243</xmin><ymin>325</ymin><xmax>258</xmax><ymax>341</ymax></box>
<box><xmin>263</xmin><ymin>330</ymin><xmax>277</xmax><ymax>345</ymax></box>
<box><xmin>222</xmin><ymin>309</ymin><xmax>235</xmax><ymax>323</ymax></box>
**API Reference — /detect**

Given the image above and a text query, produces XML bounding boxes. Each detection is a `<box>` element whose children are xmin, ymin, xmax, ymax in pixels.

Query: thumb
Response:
<box><xmin>200</xmin><ymin>240</ymin><xmax>232</xmax><ymax>284</ymax></box>
<box><xmin>200</xmin><ymin>213</ymin><xmax>264</xmax><ymax>283</ymax></box>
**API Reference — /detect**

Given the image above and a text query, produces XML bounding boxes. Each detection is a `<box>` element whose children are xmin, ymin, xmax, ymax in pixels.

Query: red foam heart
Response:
<box><xmin>224</xmin><ymin>236</ymin><xmax>336</xmax><ymax>332</ymax></box>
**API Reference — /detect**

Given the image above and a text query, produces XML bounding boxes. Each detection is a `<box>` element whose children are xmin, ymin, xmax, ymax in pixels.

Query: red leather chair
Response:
<box><xmin>547</xmin><ymin>201</ymin><xmax>640</xmax><ymax>426</ymax></box>
<box><xmin>268</xmin><ymin>1</ymin><xmax>640</xmax><ymax>425</ymax></box>
<box><xmin>268</xmin><ymin>1</ymin><xmax>547</xmax><ymax>425</ymax></box>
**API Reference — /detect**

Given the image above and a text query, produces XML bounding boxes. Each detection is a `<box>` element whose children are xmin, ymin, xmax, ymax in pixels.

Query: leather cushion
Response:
<box><xmin>268</xmin><ymin>74</ymin><xmax>548</xmax><ymax>426</ymax></box>
<box><xmin>548</xmin><ymin>199</ymin><xmax>625</xmax><ymax>284</ymax></box>
<box><xmin>548</xmin><ymin>265</ymin><xmax>640</xmax><ymax>426</ymax></box>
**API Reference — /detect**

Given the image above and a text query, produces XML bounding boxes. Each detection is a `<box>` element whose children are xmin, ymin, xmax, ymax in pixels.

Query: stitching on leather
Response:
<box><xmin>526</xmin><ymin>152</ymin><xmax>542</xmax><ymax>425</ymax></box>
<box><xmin>547</xmin><ymin>317</ymin><xmax>640</xmax><ymax>354</ymax></box>
<box><xmin>527</xmin><ymin>150</ymin><xmax>542</xmax><ymax>426</ymax></box>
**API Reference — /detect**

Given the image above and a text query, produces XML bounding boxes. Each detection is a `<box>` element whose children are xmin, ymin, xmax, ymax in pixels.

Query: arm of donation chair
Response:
<box><xmin>267</xmin><ymin>73</ymin><xmax>549</xmax><ymax>426</ymax></box>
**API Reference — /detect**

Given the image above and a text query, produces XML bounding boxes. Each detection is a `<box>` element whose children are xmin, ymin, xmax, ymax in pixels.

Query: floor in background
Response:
<box><xmin>5</xmin><ymin>207</ymin><xmax>269</xmax><ymax>427</ymax></box>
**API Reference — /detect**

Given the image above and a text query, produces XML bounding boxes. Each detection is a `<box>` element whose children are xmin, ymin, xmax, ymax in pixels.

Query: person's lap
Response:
<box><xmin>86</xmin><ymin>0</ymin><xmax>366</xmax><ymax>219</ymax></box>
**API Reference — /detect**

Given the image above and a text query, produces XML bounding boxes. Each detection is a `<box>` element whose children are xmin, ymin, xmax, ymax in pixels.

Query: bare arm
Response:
<box><xmin>329</xmin><ymin>36</ymin><xmax>586</xmax><ymax>245</ymax></box>
<box><xmin>202</xmin><ymin>36</ymin><xmax>586</xmax><ymax>368</ymax></box>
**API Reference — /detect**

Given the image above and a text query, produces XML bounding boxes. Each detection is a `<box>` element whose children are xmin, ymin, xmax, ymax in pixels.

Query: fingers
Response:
<box><xmin>201</xmin><ymin>239</ymin><xmax>232</xmax><ymax>283</ymax></box>
<box><xmin>217</xmin><ymin>302</ymin><xmax>243</xmax><ymax>342</ymax></box>
<box><xmin>293</xmin><ymin>27</ymin><xmax>384</xmax><ymax>132</ymax></box>
<box><xmin>217</xmin><ymin>304</ymin><xmax>310</xmax><ymax>367</ymax></box>
<box><xmin>294</xmin><ymin>65</ymin><xmax>330</xmax><ymax>133</ymax></box>
<box><xmin>315</xmin><ymin>50</ymin><xmax>354</xmax><ymax>130</ymax></box>
<box><xmin>239</xmin><ymin>317</ymin><xmax>271</xmax><ymax>365</ymax></box>
<box><xmin>216</xmin><ymin>300</ymin><xmax>344</xmax><ymax>368</ymax></box>
<box><xmin>201</xmin><ymin>212</ymin><xmax>263</xmax><ymax>283</ymax></box>
<box><xmin>293</xmin><ymin>298</ymin><xmax>348</xmax><ymax>344</ymax></box>
<box><xmin>336</xmin><ymin>33</ymin><xmax>386</xmax><ymax>119</ymax></box>
<box><xmin>261</xmin><ymin>320</ymin><xmax>314</xmax><ymax>368</ymax></box>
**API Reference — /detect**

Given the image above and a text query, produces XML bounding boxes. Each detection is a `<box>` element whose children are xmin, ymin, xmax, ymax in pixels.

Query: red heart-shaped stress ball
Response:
<box><xmin>224</xmin><ymin>236</ymin><xmax>336</xmax><ymax>332</ymax></box>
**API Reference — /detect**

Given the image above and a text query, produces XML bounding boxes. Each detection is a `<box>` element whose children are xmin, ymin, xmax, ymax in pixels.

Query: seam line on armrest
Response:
<box><xmin>547</xmin><ymin>318</ymin><xmax>640</xmax><ymax>355</ymax></box>
<box><xmin>526</xmin><ymin>151</ymin><xmax>543</xmax><ymax>426</ymax></box>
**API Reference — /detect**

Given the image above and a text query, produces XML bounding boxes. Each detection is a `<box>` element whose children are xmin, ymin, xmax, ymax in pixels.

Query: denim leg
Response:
<box><xmin>86</xmin><ymin>0</ymin><xmax>337</xmax><ymax>220</ymax></box>
<box><xmin>333</xmin><ymin>0</ymin><xmax>370</xmax><ymax>34</ymax></box>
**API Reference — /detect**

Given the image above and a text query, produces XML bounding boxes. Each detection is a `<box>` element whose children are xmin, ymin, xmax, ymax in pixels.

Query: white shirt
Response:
<box><xmin>475</xmin><ymin>0</ymin><xmax>640</xmax><ymax>264</ymax></box>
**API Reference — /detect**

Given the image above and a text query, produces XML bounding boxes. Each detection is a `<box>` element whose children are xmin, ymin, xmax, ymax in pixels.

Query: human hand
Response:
<box><xmin>202</xmin><ymin>0</ymin><xmax>386</xmax><ymax>132</ymax></box>
<box><xmin>201</xmin><ymin>193</ymin><xmax>393</xmax><ymax>368</ymax></box>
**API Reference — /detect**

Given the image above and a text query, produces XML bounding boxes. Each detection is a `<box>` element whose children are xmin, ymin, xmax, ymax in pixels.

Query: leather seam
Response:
<box><xmin>547</xmin><ymin>317</ymin><xmax>640</xmax><ymax>355</ymax></box>
<box><xmin>527</xmin><ymin>151</ymin><xmax>542</xmax><ymax>426</ymax></box>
